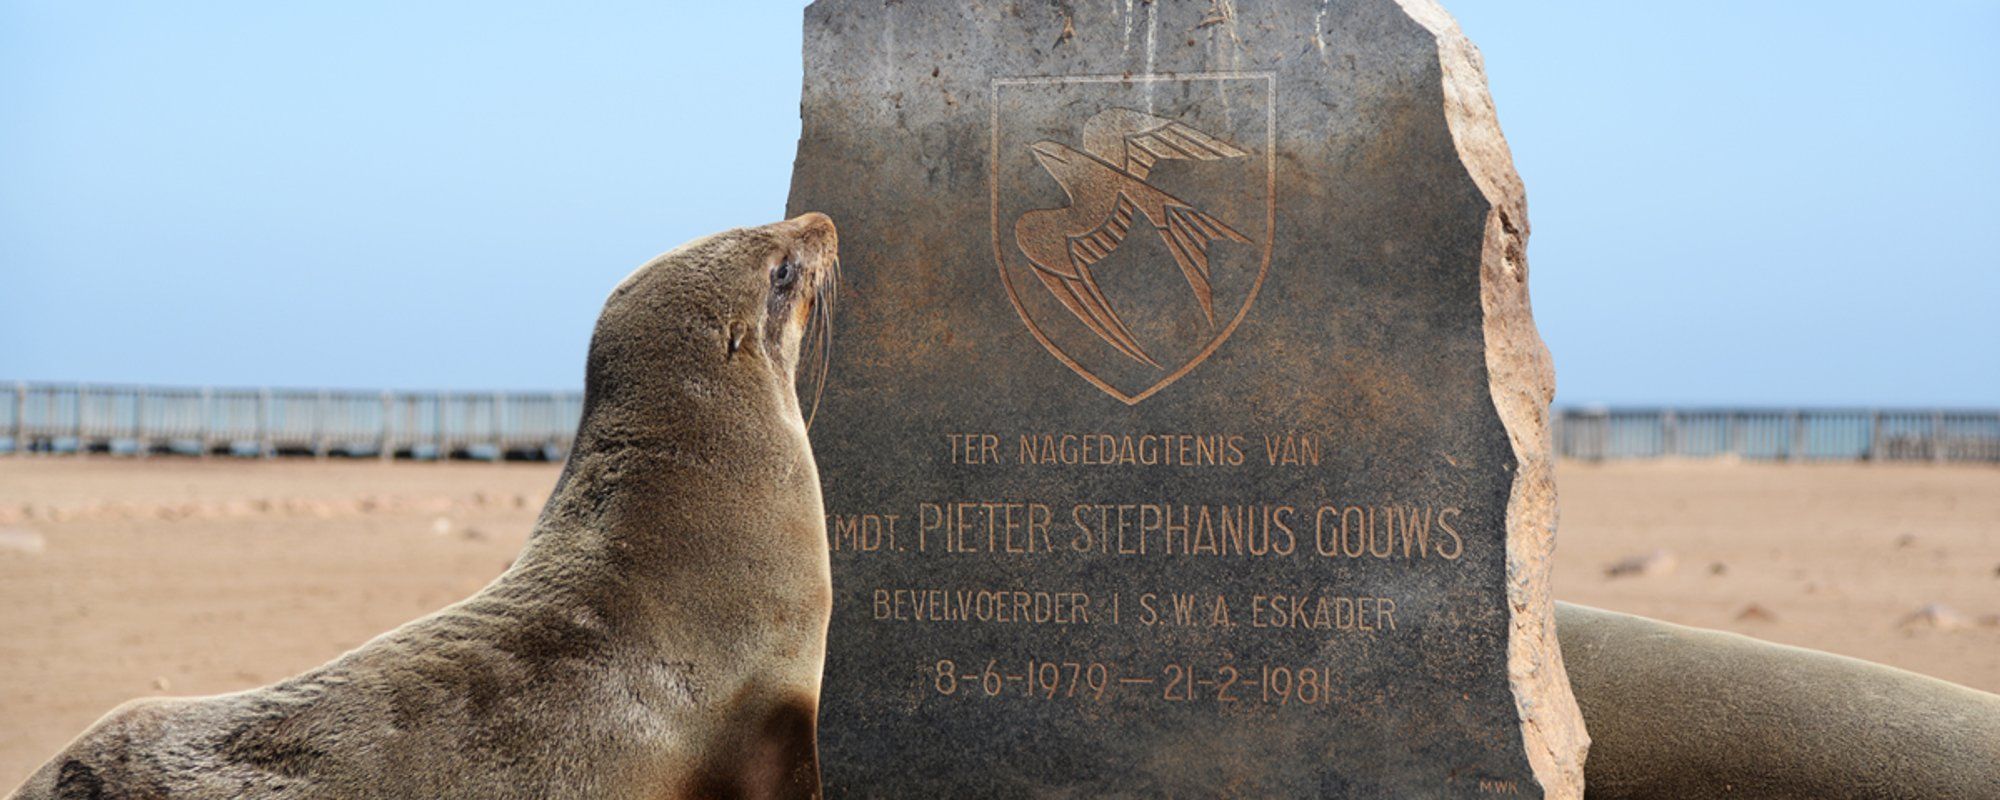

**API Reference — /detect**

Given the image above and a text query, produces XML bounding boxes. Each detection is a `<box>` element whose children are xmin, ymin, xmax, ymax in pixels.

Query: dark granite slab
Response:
<box><xmin>787</xmin><ymin>1</ymin><xmax>1585</xmax><ymax>796</ymax></box>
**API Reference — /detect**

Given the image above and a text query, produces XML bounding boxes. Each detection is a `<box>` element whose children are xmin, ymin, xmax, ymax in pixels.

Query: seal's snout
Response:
<box><xmin>770</xmin><ymin>212</ymin><xmax>838</xmax><ymax>430</ymax></box>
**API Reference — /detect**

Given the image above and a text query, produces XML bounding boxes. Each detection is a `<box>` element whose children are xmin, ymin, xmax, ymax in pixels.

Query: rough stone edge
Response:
<box><xmin>1395</xmin><ymin>2</ymin><xmax>1589</xmax><ymax>798</ymax></box>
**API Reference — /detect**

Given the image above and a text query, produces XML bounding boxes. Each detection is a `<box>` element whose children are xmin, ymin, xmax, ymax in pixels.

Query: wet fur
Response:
<box><xmin>8</xmin><ymin>215</ymin><xmax>841</xmax><ymax>800</ymax></box>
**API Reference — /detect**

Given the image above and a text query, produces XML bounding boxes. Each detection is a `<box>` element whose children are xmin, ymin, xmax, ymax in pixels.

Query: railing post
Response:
<box><xmin>405</xmin><ymin>396</ymin><xmax>419</xmax><ymax>460</ymax></box>
<box><xmin>10</xmin><ymin>382</ymin><xmax>24</xmax><ymax>455</ymax></box>
<box><xmin>199</xmin><ymin>387</ymin><xmax>214</xmax><ymax>457</ymax></box>
<box><xmin>378</xmin><ymin>391</ymin><xmax>394</xmax><ymax>462</ymax></box>
<box><xmin>258</xmin><ymin>388</ymin><xmax>274</xmax><ymax>458</ymax></box>
<box><xmin>313</xmin><ymin>390</ymin><xmax>330</xmax><ymax>460</ymax></box>
<box><xmin>1587</xmin><ymin>410</ymin><xmax>1600</xmax><ymax>460</ymax></box>
<box><xmin>1932</xmin><ymin>410</ymin><xmax>1947</xmax><ymax>464</ymax></box>
<box><xmin>134</xmin><ymin>386</ymin><xmax>149</xmax><ymax>458</ymax></box>
<box><xmin>555</xmin><ymin>392</ymin><xmax>566</xmax><ymax>458</ymax></box>
<box><xmin>1867</xmin><ymin>409</ymin><xmax>1883</xmax><ymax>462</ymax></box>
<box><xmin>71</xmin><ymin>383</ymin><xmax>86</xmax><ymax>457</ymax></box>
<box><xmin>434</xmin><ymin>392</ymin><xmax>447</xmax><ymax>462</ymax></box>
<box><xmin>1661</xmin><ymin>409</ymin><xmax>1678</xmax><ymax>458</ymax></box>
<box><xmin>1779</xmin><ymin>410</ymin><xmax>1797</xmax><ymax>461</ymax></box>
<box><xmin>493</xmin><ymin>391</ymin><xmax>507</xmax><ymax>464</ymax></box>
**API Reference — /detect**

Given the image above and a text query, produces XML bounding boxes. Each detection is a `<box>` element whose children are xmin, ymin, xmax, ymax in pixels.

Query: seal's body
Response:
<box><xmin>9</xmin><ymin>214</ymin><xmax>841</xmax><ymax>800</ymax></box>
<box><xmin>1558</xmin><ymin>602</ymin><xmax>2000</xmax><ymax>800</ymax></box>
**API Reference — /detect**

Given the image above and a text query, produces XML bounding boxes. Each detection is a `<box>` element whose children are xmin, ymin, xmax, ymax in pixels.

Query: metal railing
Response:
<box><xmin>4</xmin><ymin>384</ymin><xmax>1996</xmax><ymax>464</ymax></box>
<box><xmin>3</xmin><ymin>382</ymin><xmax>582</xmax><ymax>461</ymax></box>
<box><xmin>1552</xmin><ymin>407</ymin><xmax>2000</xmax><ymax>463</ymax></box>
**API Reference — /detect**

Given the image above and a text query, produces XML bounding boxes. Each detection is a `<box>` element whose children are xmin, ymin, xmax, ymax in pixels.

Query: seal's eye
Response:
<box><xmin>772</xmin><ymin>259</ymin><xmax>799</xmax><ymax>292</ymax></box>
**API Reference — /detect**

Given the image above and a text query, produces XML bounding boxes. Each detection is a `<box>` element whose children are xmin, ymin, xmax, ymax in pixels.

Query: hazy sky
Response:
<box><xmin>3</xmin><ymin>2</ymin><xmax>1995</xmax><ymax>405</ymax></box>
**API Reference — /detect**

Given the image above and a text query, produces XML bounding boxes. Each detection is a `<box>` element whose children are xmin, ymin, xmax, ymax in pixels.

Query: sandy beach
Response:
<box><xmin>0</xmin><ymin>458</ymin><xmax>1994</xmax><ymax>788</ymax></box>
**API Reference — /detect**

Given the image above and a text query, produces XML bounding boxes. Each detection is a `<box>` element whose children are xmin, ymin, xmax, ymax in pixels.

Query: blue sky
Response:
<box><xmin>3</xmin><ymin>2</ymin><xmax>1995</xmax><ymax>405</ymax></box>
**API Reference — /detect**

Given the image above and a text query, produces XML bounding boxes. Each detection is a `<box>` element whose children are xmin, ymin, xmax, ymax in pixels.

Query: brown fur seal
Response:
<box><xmin>8</xmin><ymin>213</ymin><xmax>841</xmax><ymax>800</ymax></box>
<box><xmin>1558</xmin><ymin>601</ymin><xmax>2000</xmax><ymax>799</ymax></box>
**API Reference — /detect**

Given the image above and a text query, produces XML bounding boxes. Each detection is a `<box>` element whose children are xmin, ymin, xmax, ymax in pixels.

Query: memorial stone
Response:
<box><xmin>788</xmin><ymin>0</ymin><xmax>1587</xmax><ymax>796</ymax></box>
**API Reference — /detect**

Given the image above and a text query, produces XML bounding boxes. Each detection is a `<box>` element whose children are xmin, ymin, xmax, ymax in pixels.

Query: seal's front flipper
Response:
<box><xmin>689</xmin><ymin>695</ymin><xmax>821</xmax><ymax>800</ymax></box>
<box><xmin>751</xmin><ymin>696</ymin><xmax>822</xmax><ymax>800</ymax></box>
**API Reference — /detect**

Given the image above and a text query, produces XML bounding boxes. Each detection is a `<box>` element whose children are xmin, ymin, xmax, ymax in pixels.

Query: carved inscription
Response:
<box><xmin>831</xmin><ymin>428</ymin><xmax>1469</xmax><ymax>710</ymax></box>
<box><xmin>832</xmin><ymin>500</ymin><xmax>1465</xmax><ymax>560</ymax></box>
<box><xmin>927</xmin><ymin>657</ymin><xmax>1363</xmax><ymax>707</ymax></box>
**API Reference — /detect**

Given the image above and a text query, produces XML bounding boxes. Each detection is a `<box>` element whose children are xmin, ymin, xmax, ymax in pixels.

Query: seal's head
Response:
<box><xmin>582</xmin><ymin>212</ymin><xmax>840</xmax><ymax>444</ymax></box>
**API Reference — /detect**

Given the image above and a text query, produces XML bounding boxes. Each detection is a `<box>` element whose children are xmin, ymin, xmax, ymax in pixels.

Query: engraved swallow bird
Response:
<box><xmin>1014</xmin><ymin>108</ymin><xmax>1253</xmax><ymax>369</ymax></box>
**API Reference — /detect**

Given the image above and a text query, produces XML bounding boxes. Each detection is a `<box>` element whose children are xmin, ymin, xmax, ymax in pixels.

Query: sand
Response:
<box><xmin>1</xmin><ymin>457</ymin><xmax>1995</xmax><ymax>788</ymax></box>
<box><xmin>1555</xmin><ymin>460</ymin><xmax>1999</xmax><ymax>689</ymax></box>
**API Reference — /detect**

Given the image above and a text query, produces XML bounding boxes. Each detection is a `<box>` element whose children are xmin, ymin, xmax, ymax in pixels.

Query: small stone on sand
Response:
<box><xmin>1708</xmin><ymin>562</ymin><xmax>1727</xmax><ymax>576</ymax></box>
<box><xmin>431</xmin><ymin>517</ymin><xmax>454</xmax><ymax>536</ymax></box>
<box><xmin>0</xmin><ymin>528</ymin><xmax>46</xmax><ymax>555</ymax></box>
<box><xmin>1604</xmin><ymin>549</ymin><xmax>1677</xmax><ymax>579</ymax></box>
<box><xmin>1735</xmin><ymin>603</ymin><xmax>1778</xmax><ymax>622</ymax></box>
<box><xmin>1897</xmin><ymin>603</ymin><xmax>1970</xmax><ymax>631</ymax></box>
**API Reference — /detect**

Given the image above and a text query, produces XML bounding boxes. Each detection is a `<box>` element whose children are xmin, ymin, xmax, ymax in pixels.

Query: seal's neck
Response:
<box><xmin>516</xmin><ymin>367</ymin><xmax>816</xmax><ymax>582</ymax></box>
<box><xmin>489</xmin><ymin>283</ymin><xmax>821</xmax><ymax>615</ymax></box>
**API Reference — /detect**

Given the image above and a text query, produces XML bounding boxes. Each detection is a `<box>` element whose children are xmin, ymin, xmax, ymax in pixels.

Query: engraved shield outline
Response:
<box><xmin>991</xmin><ymin>72</ymin><xmax>1276</xmax><ymax>406</ymax></box>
